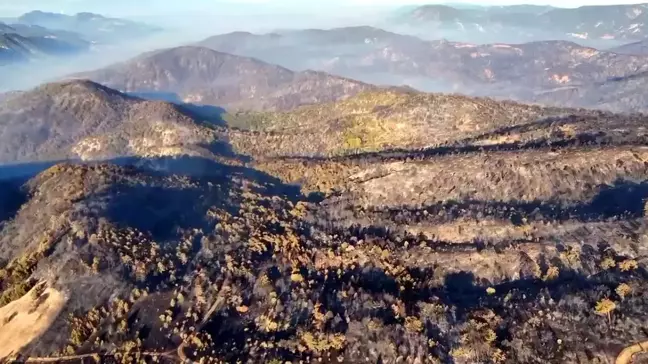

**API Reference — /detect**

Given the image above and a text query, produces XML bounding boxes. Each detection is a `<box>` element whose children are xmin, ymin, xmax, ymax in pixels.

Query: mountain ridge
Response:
<box><xmin>0</xmin><ymin>79</ymin><xmax>224</xmax><ymax>164</ymax></box>
<box><xmin>73</xmin><ymin>45</ymin><xmax>375</xmax><ymax>112</ymax></box>
<box><xmin>199</xmin><ymin>27</ymin><xmax>648</xmax><ymax>112</ymax></box>
<box><xmin>14</xmin><ymin>10</ymin><xmax>160</xmax><ymax>43</ymax></box>
<box><xmin>399</xmin><ymin>3</ymin><xmax>648</xmax><ymax>41</ymax></box>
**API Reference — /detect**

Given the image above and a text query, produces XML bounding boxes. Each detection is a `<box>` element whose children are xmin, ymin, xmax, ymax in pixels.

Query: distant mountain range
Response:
<box><xmin>10</xmin><ymin>11</ymin><xmax>160</xmax><ymax>43</ymax></box>
<box><xmin>394</xmin><ymin>3</ymin><xmax>648</xmax><ymax>43</ymax></box>
<box><xmin>72</xmin><ymin>46</ymin><xmax>374</xmax><ymax>111</ymax></box>
<box><xmin>199</xmin><ymin>26</ymin><xmax>648</xmax><ymax>113</ymax></box>
<box><xmin>0</xmin><ymin>22</ymin><xmax>89</xmax><ymax>65</ymax></box>
<box><xmin>0</xmin><ymin>11</ymin><xmax>159</xmax><ymax>65</ymax></box>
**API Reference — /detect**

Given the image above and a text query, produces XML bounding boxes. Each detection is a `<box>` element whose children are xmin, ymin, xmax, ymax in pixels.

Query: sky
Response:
<box><xmin>0</xmin><ymin>0</ymin><xmax>645</xmax><ymax>18</ymax></box>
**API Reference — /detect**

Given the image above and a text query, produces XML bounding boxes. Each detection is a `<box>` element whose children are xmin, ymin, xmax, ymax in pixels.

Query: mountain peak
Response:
<box><xmin>77</xmin><ymin>46</ymin><xmax>373</xmax><ymax>112</ymax></box>
<box><xmin>147</xmin><ymin>45</ymin><xmax>243</xmax><ymax>58</ymax></box>
<box><xmin>0</xmin><ymin>80</ymin><xmax>220</xmax><ymax>163</ymax></box>
<box><xmin>18</xmin><ymin>10</ymin><xmax>67</xmax><ymax>22</ymax></box>
<box><xmin>409</xmin><ymin>4</ymin><xmax>464</xmax><ymax>20</ymax></box>
<box><xmin>35</xmin><ymin>79</ymin><xmax>135</xmax><ymax>101</ymax></box>
<box><xmin>75</xmin><ymin>12</ymin><xmax>106</xmax><ymax>20</ymax></box>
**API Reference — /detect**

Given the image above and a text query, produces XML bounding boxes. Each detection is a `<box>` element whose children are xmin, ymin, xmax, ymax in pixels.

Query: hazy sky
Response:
<box><xmin>0</xmin><ymin>0</ymin><xmax>645</xmax><ymax>18</ymax></box>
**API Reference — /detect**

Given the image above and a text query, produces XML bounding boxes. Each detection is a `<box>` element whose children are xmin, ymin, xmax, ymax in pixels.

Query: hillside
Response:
<box><xmin>0</xmin><ymin>79</ymin><xmax>222</xmax><ymax>163</ymax></box>
<box><xmin>73</xmin><ymin>46</ymin><xmax>374</xmax><ymax>112</ymax></box>
<box><xmin>533</xmin><ymin>70</ymin><xmax>648</xmax><ymax>113</ymax></box>
<box><xmin>0</xmin><ymin>160</ymin><xmax>304</xmax><ymax>359</ymax></box>
<box><xmin>1</xmin><ymin>88</ymin><xmax>648</xmax><ymax>362</ymax></box>
<box><xmin>226</xmin><ymin>90</ymin><xmax>572</xmax><ymax>157</ymax></box>
<box><xmin>200</xmin><ymin>28</ymin><xmax>648</xmax><ymax>113</ymax></box>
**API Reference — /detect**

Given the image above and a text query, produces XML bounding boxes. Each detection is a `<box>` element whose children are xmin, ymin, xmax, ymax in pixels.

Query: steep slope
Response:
<box><xmin>74</xmin><ymin>46</ymin><xmax>374</xmax><ymax>111</ymax></box>
<box><xmin>200</xmin><ymin>28</ymin><xmax>648</xmax><ymax>112</ymax></box>
<box><xmin>2</xmin><ymin>90</ymin><xmax>648</xmax><ymax>363</ymax></box>
<box><xmin>0</xmin><ymin>80</ymin><xmax>221</xmax><ymax>163</ymax></box>
<box><xmin>534</xmin><ymin>70</ymin><xmax>648</xmax><ymax>113</ymax></box>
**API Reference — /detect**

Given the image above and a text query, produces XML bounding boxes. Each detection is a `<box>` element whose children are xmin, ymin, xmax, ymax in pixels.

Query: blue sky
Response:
<box><xmin>0</xmin><ymin>0</ymin><xmax>644</xmax><ymax>17</ymax></box>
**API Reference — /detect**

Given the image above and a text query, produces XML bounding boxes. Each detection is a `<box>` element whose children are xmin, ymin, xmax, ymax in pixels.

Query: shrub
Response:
<box><xmin>619</xmin><ymin>259</ymin><xmax>638</xmax><ymax>272</ymax></box>
<box><xmin>594</xmin><ymin>298</ymin><xmax>616</xmax><ymax>324</ymax></box>
<box><xmin>404</xmin><ymin>316</ymin><xmax>424</xmax><ymax>333</ymax></box>
<box><xmin>600</xmin><ymin>257</ymin><xmax>616</xmax><ymax>270</ymax></box>
<box><xmin>616</xmin><ymin>283</ymin><xmax>632</xmax><ymax>300</ymax></box>
<box><xmin>300</xmin><ymin>331</ymin><xmax>346</xmax><ymax>354</ymax></box>
<box><xmin>543</xmin><ymin>266</ymin><xmax>560</xmax><ymax>281</ymax></box>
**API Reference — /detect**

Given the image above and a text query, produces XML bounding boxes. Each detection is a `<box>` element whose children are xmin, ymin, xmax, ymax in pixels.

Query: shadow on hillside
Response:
<box><xmin>0</xmin><ymin>160</ymin><xmax>62</xmax><ymax>182</ymax></box>
<box><xmin>101</xmin><ymin>182</ymin><xmax>217</xmax><ymax>240</ymax></box>
<box><xmin>313</xmin><ymin>251</ymin><xmax>648</xmax><ymax>320</ymax></box>
<box><xmin>276</xmin><ymin>130</ymin><xmax>646</xmax><ymax>164</ymax></box>
<box><xmin>0</xmin><ymin>160</ymin><xmax>65</xmax><ymax>224</ymax></box>
<box><xmin>269</xmin><ymin>113</ymin><xmax>648</xmax><ymax>163</ymax></box>
<box><xmin>128</xmin><ymin>91</ymin><xmax>228</xmax><ymax>127</ymax></box>
<box><xmin>461</xmin><ymin>112</ymin><xmax>648</xmax><ymax>144</ymax></box>
<box><xmin>295</xmin><ymin>246</ymin><xmax>648</xmax><ymax>331</ymax></box>
<box><xmin>100</xmin><ymin>156</ymin><xmax>304</xmax><ymax>241</ymax></box>
<box><xmin>0</xmin><ymin>155</ymin><xmax>306</xmax><ymax>242</ymax></box>
<box><xmin>368</xmin><ymin>179</ymin><xmax>648</xmax><ymax>224</ymax></box>
<box><xmin>601</xmin><ymin>70</ymin><xmax>648</xmax><ymax>85</ymax></box>
<box><xmin>200</xmin><ymin>140</ymin><xmax>252</xmax><ymax>163</ymax></box>
<box><xmin>0</xmin><ymin>179</ymin><xmax>26</xmax><ymax>224</ymax></box>
<box><xmin>111</xmin><ymin>155</ymin><xmax>302</xmax><ymax>198</ymax></box>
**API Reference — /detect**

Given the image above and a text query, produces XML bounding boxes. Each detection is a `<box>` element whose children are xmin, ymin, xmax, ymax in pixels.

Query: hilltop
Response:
<box><xmin>74</xmin><ymin>46</ymin><xmax>374</xmax><ymax>112</ymax></box>
<box><xmin>226</xmin><ymin>90</ymin><xmax>572</xmax><ymax>158</ymax></box>
<box><xmin>0</xmin><ymin>79</ymin><xmax>223</xmax><ymax>163</ymax></box>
